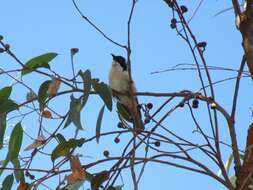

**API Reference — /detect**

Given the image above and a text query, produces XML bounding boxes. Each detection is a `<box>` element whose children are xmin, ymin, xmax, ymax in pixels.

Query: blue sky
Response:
<box><xmin>0</xmin><ymin>0</ymin><xmax>251</xmax><ymax>189</ymax></box>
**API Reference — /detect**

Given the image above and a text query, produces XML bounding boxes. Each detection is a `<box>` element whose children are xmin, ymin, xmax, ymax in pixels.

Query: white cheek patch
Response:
<box><xmin>114</xmin><ymin>62</ymin><xmax>124</xmax><ymax>72</ymax></box>
<box><xmin>113</xmin><ymin>61</ymin><xmax>117</xmax><ymax>67</ymax></box>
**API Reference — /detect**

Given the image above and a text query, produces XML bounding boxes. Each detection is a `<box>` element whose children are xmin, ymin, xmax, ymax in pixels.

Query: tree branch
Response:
<box><xmin>72</xmin><ymin>0</ymin><xmax>127</xmax><ymax>49</ymax></box>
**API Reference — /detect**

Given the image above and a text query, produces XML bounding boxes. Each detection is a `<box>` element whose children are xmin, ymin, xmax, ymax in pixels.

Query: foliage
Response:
<box><xmin>0</xmin><ymin>0</ymin><xmax>251</xmax><ymax>190</ymax></box>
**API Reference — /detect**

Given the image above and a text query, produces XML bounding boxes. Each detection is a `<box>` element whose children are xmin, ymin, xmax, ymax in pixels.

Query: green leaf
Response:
<box><xmin>96</xmin><ymin>105</ymin><xmax>105</xmax><ymax>144</ymax></box>
<box><xmin>0</xmin><ymin>99</ymin><xmax>18</xmax><ymax>114</ymax></box>
<box><xmin>78</xmin><ymin>70</ymin><xmax>91</xmax><ymax>108</ymax></box>
<box><xmin>0</xmin><ymin>89</ymin><xmax>12</xmax><ymax>145</ymax></box>
<box><xmin>116</xmin><ymin>102</ymin><xmax>131</xmax><ymax>122</ymax></box>
<box><xmin>8</xmin><ymin>123</ymin><xmax>23</xmax><ymax>161</ymax></box>
<box><xmin>12</xmin><ymin>159</ymin><xmax>25</xmax><ymax>183</ymax></box>
<box><xmin>0</xmin><ymin>113</ymin><xmax>6</xmax><ymax>149</ymax></box>
<box><xmin>56</xmin><ymin>133</ymin><xmax>66</xmax><ymax>144</ymax></box>
<box><xmin>0</xmin><ymin>156</ymin><xmax>10</xmax><ymax>176</ymax></box>
<box><xmin>64</xmin><ymin>95</ymin><xmax>84</xmax><ymax>130</ymax></box>
<box><xmin>51</xmin><ymin>138</ymin><xmax>85</xmax><ymax>162</ymax></box>
<box><xmin>1</xmin><ymin>174</ymin><xmax>14</xmax><ymax>190</ymax></box>
<box><xmin>92</xmin><ymin>80</ymin><xmax>112</xmax><ymax>111</ymax></box>
<box><xmin>38</xmin><ymin>80</ymin><xmax>51</xmax><ymax>111</ymax></box>
<box><xmin>0</xmin><ymin>86</ymin><xmax>12</xmax><ymax>100</ymax></box>
<box><xmin>22</xmin><ymin>52</ymin><xmax>58</xmax><ymax>75</ymax></box>
<box><xmin>91</xmin><ymin>171</ymin><xmax>109</xmax><ymax>190</ymax></box>
<box><xmin>0</xmin><ymin>123</ymin><xmax>22</xmax><ymax>176</ymax></box>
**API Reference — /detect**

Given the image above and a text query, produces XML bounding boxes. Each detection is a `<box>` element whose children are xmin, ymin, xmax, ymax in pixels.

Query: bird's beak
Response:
<box><xmin>111</xmin><ymin>53</ymin><xmax>115</xmax><ymax>59</ymax></box>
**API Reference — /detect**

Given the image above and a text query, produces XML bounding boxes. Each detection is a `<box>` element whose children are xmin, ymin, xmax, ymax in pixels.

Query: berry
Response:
<box><xmin>147</xmin><ymin>103</ymin><xmax>153</xmax><ymax>109</ymax></box>
<box><xmin>192</xmin><ymin>99</ymin><xmax>199</xmax><ymax>109</ymax></box>
<box><xmin>167</xmin><ymin>0</ymin><xmax>174</xmax><ymax>8</ymax></box>
<box><xmin>197</xmin><ymin>42</ymin><xmax>207</xmax><ymax>49</ymax></box>
<box><xmin>4</xmin><ymin>44</ymin><xmax>10</xmax><ymax>50</ymax></box>
<box><xmin>144</xmin><ymin>117</ymin><xmax>150</xmax><ymax>124</ymax></box>
<box><xmin>170</xmin><ymin>23</ymin><xmax>176</xmax><ymax>29</ymax></box>
<box><xmin>180</xmin><ymin>5</ymin><xmax>188</xmax><ymax>13</ymax></box>
<box><xmin>154</xmin><ymin>141</ymin><xmax>161</xmax><ymax>147</ymax></box>
<box><xmin>117</xmin><ymin>122</ymin><xmax>124</xmax><ymax>128</ymax></box>
<box><xmin>30</xmin><ymin>175</ymin><xmax>35</xmax><ymax>180</ymax></box>
<box><xmin>25</xmin><ymin>171</ymin><xmax>29</xmax><ymax>177</ymax></box>
<box><xmin>170</xmin><ymin>18</ymin><xmax>177</xmax><ymax>29</ymax></box>
<box><xmin>197</xmin><ymin>42</ymin><xmax>207</xmax><ymax>51</ymax></box>
<box><xmin>171</xmin><ymin>18</ymin><xmax>177</xmax><ymax>24</ymax></box>
<box><xmin>179</xmin><ymin>102</ymin><xmax>184</xmax><ymax>108</ymax></box>
<box><xmin>103</xmin><ymin>150</ymin><xmax>110</xmax><ymax>157</ymax></box>
<box><xmin>114</xmin><ymin>137</ymin><xmax>120</xmax><ymax>143</ymax></box>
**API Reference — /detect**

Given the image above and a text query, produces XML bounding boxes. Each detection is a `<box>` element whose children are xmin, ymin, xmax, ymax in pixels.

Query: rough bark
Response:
<box><xmin>240</xmin><ymin>0</ymin><xmax>253</xmax><ymax>79</ymax></box>
<box><xmin>236</xmin><ymin>124</ymin><xmax>253</xmax><ymax>190</ymax></box>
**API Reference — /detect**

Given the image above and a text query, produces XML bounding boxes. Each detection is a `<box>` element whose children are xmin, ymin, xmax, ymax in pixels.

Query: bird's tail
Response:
<box><xmin>130</xmin><ymin>97</ymin><xmax>144</xmax><ymax>133</ymax></box>
<box><xmin>131</xmin><ymin>110</ymin><xmax>144</xmax><ymax>133</ymax></box>
<box><xmin>116</xmin><ymin>93</ymin><xmax>144</xmax><ymax>133</ymax></box>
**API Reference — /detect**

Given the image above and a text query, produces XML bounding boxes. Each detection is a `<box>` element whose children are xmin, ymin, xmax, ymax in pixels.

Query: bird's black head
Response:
<box><xmin>111</xmin><ymin>53</ymin><xmax>127</xmax><ymax>71</ymax></box>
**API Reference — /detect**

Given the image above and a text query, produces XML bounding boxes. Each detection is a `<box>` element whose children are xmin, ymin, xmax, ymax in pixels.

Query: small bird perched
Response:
<box><xmin>109</xmin><ymin>54</ymin><xmax>144</xmax><ymax>132</ymax></box>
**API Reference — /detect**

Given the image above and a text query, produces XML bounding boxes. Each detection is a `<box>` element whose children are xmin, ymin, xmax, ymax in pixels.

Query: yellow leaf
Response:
<box><xmin>17</xmin><ymin>182</ymin><xmax>29</xmax><ymax>190</ymax></box>
<box><xmin>24</xmin><ymin>135</ymin><xmax>45</xmax><ymax>151</ymax></box>
<box><xmin>48</xmin><ymin>78</ymin><xmax>61</xmax><ymax>96</ymax></box>
<box><xmin>66</xmin><ymin>156</ymin><xmax>86</xmax><ymax>184</ymax></box>
<box><xmin>42</xmin><ymin>110</ymin><xmax>52</xmax><ymax>118</ymax></box>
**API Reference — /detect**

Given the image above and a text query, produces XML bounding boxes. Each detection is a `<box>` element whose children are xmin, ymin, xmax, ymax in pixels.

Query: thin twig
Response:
<box><xmin>72</xmin><ymin>0</ymin><xmax>127</xmax><ymax>49</ymax></box>
<box><xmin>231</xmin><ymin>55</ymin><xmax>246</xmax><ymax>122</ymax></box>
<box><xmin>231</xmin><ymin>0</ymin><xmax>242</xmax><ymax>17</ymax></box>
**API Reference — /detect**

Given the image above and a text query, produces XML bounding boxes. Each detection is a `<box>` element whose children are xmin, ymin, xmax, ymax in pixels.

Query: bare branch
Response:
<box><xmin>231</xmin><ymin>55</ymin><xmax>246</xmax><ymax>121</ymax></box>
<box><xmin>72</xmin><ymin>0</ymin><xmax>127</xmax><ymax>49</ymax></box>
<box><xmin>231</xmin><ymin>0</ymin><xmax>242</xmax><ymax>17</ymax></box>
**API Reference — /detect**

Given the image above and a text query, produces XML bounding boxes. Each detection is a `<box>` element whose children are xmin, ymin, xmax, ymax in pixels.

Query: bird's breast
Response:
<box><xmin>109</xmin><ymin>67</ymin><xmax>129</xmax><ymax>92</ymax></box>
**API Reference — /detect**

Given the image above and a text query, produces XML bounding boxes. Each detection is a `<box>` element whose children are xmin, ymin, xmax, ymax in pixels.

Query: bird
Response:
<box><xmin>109</xmin><ymin>53</ymin><xmax>144</xmax><ymax>132</ymax></box>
